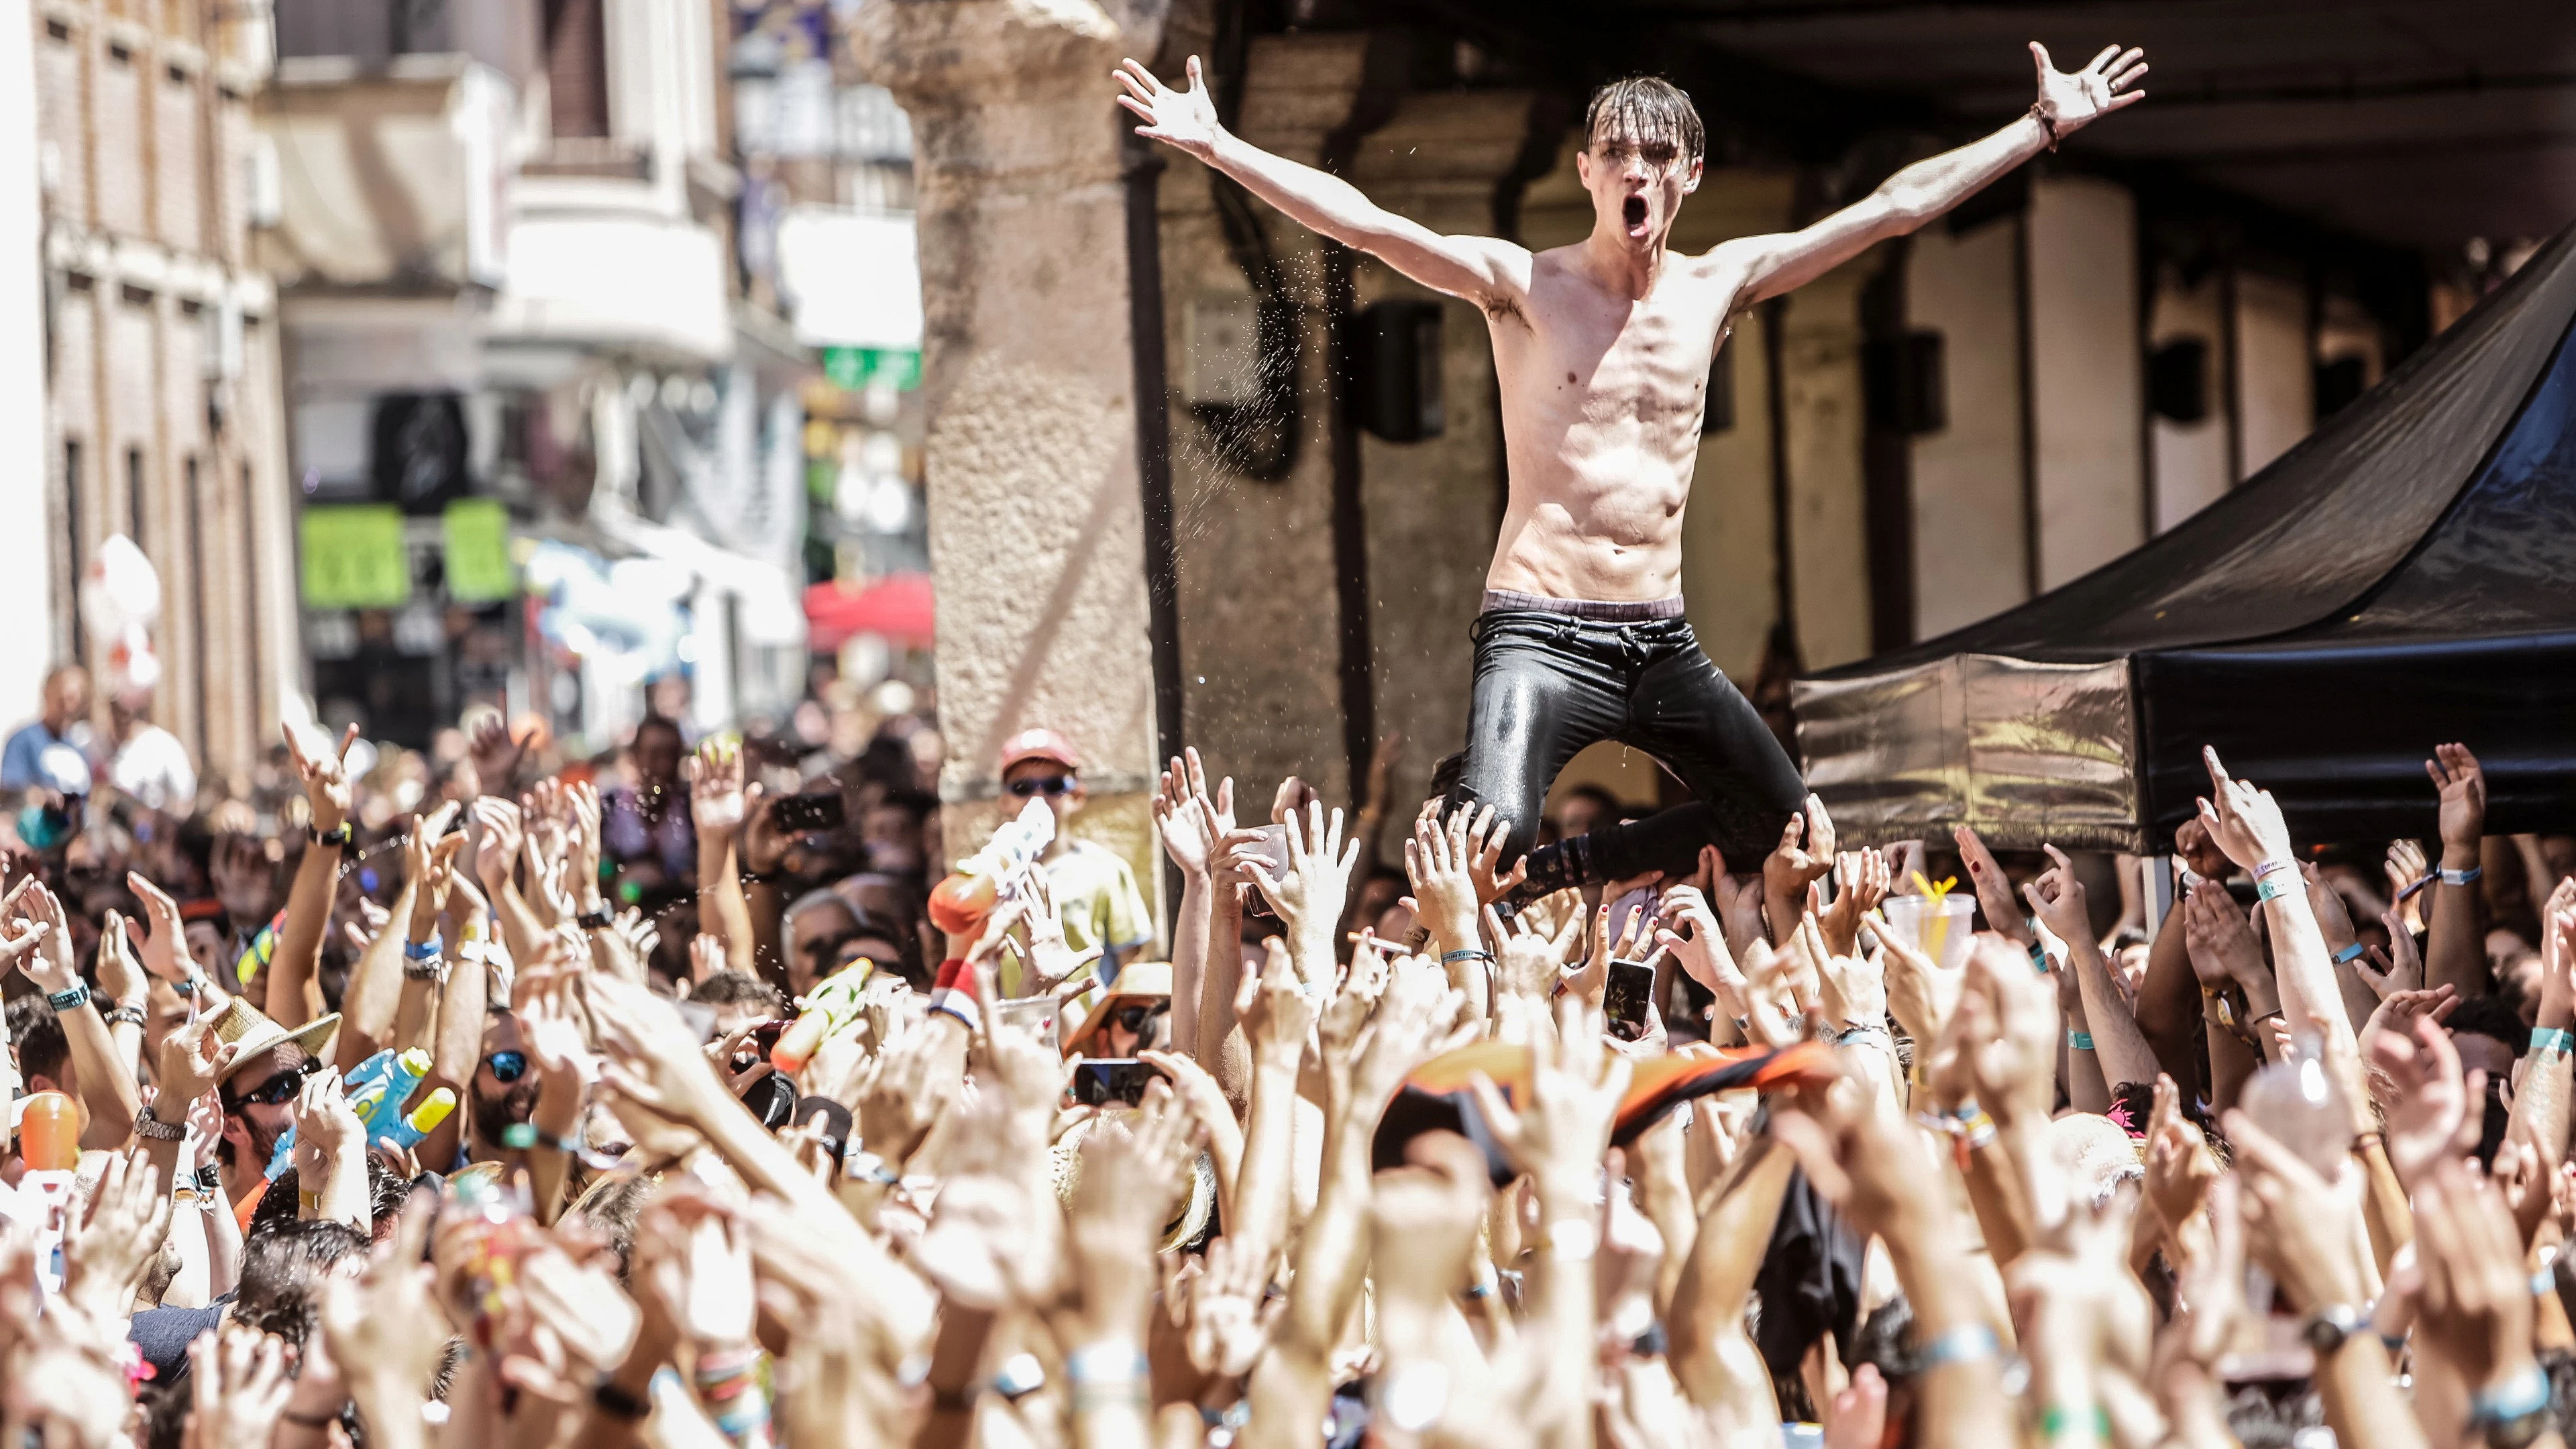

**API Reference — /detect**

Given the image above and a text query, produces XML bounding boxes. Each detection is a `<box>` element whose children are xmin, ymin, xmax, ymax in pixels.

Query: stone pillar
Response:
<box><xmin>2026</xmin><ymin>176</ymin><xmax>2146</xmax><ymax>589</ymax></box>
<box><xmin>1780</xmin><ymin>254</ymin><xmax>1886</xmax><ymax>673</ymax></box>
<box><xmin>1346</xmin><ymin>91</ymin><xmax>1542</xmax><ymax>818</ymax></box>
<box><xmin>858</xmin><ymin>0</ymin><xmax>1167</xmax><ymax>895</ymax></box>
<box><xmin>1154</xmin><ymin>33</ymin><xmax>1387</xmax><ymax>805</ymax></box>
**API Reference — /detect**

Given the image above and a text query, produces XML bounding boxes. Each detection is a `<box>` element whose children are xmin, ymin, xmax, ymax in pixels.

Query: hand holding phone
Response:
<box><xmin>1071</xmin><ymin>1057</ymin><xmax>1161</xmax><ymax>1108</ymax></box>
<box><xmin>1604</xmin><ymin>958</ymin><xmax>1657</xmax><ymax>1042</ymax></box>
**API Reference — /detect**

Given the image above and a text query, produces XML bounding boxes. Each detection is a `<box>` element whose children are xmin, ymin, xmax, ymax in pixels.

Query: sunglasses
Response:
<box><xmin>485</xmin><ymin>1050</ymin><xmax>528</xmax><ymax>1084</ymax></box>
<box><xmin>1006</xmin><ymin>774</ymin><xmax>1077</xmax><ymax>798</ymax></box>
<box><xmin>227</xmin><ymin>1058</ymin><xmax>320</xmax><ymax>1109</ymax></box>
<box><xmin>1113</xmin><ymin>1002</ymin><xmax>1168</xmax><ymax>1035</ymax></box>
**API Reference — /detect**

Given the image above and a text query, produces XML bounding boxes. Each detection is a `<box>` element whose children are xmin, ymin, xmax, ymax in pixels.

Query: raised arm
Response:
<box><xmin>1719</xmin><ymin>42</ymin><xmax>2146</xmax><ymax>305</ymax></box>
<box><xmin>1117</xmin><ymin>56</ymin><xmax>1532</xmax><ymax>309</ymax></box>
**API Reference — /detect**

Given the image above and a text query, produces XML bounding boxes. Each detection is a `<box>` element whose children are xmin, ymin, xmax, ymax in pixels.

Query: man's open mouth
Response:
<box><xmin>1623</xmin><ymin>195</ymin><xmax>1648</xmax><ymax>233</ymax></box>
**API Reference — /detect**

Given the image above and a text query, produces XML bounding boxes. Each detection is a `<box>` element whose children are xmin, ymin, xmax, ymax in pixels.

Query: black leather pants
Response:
<box><xmin>1438</xmin><ymin>608</ymin><xmax>1807</xmax><ymax>876</ymax></box>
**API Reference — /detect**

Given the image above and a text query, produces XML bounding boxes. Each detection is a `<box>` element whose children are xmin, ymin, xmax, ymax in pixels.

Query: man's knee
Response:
<box><xmin>1438</xmin><ymin>779</ymin><xmax>1544</xmax><ymax>869</ymax></box>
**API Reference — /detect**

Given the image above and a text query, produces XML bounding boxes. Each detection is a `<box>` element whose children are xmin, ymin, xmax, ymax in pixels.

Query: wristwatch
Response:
<box><xmin>310</xmin><ymin>821</ymin><xmax>353</xmax><ymax>849</ymax></box>
<box><xmin>134</xmin><ymin>1106</ymin><xmax>187</xmax><ymax>1142</ymax></box>
<box><xmin>2301</xmin><ymin>1303</ymin><xmax>2368</xmax><ymax>1356</ymax></box>
<box><xmin>576</xmin><ymin>908</ymin><xmax>614</xmax><ymax>930</ymax></box>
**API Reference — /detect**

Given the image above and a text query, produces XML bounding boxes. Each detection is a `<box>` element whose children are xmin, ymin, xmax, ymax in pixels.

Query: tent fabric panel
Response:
<box><xmin>1795</xmin><ymin>659</ymin><xmax>1968</xmax><ymax>846</ymax></box>
<box><xmin>1797</xmin><ymin>655</ymin><xmax>2139</xmax><ymax>851</ymax></box>
<box><xmin>1813</xmin><ymin>223</ymin><xmax>2576</xmax><ymax>678</ymax></box>
<box><xmin>2327</xmin><ymin>307</ymin><xmax>2576</xmax><ymax>638</ymax></box>
<box><xmin>2136</xmin><ymin>631</ymin><xmax>2576</xmax><ymax>846</ymax></box>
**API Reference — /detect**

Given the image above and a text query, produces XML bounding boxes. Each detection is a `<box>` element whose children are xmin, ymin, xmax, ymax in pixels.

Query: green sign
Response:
<box><xmin>301</xmin><ymin>505</ymin><xmax>412</xmax><ymax>609</ymax></box>
<box><xmin>822</xmin><ymin>346</ymin><xmax>922</xmax><ymax>392</ymax></box>
<box><xmin>442</xmin><ymin>498</ymin><xmax>516</xmax><ymax>602</ymax></box>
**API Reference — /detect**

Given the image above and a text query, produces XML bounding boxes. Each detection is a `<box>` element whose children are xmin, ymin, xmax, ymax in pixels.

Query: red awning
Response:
<box><xmin>803</xmin><ymin>573</ymin><xmax>934</xmax><ymax>651</ymax></box>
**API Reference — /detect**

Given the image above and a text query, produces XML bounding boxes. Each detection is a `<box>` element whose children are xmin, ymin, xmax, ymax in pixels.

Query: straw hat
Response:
<box><xmin>203</xmin><ymin>995</ymin><xmax>340</xmax><ymax>1083</ymax></box>
<box><xmin>1061</xmin><ymin>961</ymin><xmax>1173</xmax><ymax>1059</ymax></box>
<box><xmin>1048</xmin><ymin>1113</ymin><xmax>1216</xmax><ymax>1254</ymax></box>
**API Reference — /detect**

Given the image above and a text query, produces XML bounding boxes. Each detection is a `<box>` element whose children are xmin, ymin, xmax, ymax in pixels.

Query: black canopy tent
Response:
<box><xmin>1792</xmin><ymin>223</ymin><xmax>2576</xmax><ymax>853</ymax></box>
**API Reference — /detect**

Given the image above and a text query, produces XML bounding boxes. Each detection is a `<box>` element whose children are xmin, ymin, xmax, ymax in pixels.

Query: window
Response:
<box><xmin>44</xmin><ymin>19</ymin><xmax>70</xmax><ymax>42</ymax></box>
<box><xmin>121</xmin><ymin>282</ymin><xmax>154</xmax><ymax>307</ymax></box>
<box><xmin>107</xmin><ymin>42</ymin><xmax>131</xmax><ymax>65</ymax></box>
<box><xmin>543</xmin><ymin>0</ymin><xmax>610</xmax><ymax>140</ymax></box>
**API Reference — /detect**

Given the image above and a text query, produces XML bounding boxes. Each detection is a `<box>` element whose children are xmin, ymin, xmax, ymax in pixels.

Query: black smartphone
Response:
<box><xmin>771</xmin><ymin>792</ymin><xmax>845</xmax><ymax>833</ymax></box>
<box><xmin>1604</xmin><ymin>958</ymin><xmax>1656</xmax><ymax>1042</ymax></box>
<box><xmin>1071</xmin><ymin>1058</ymin><xmax>1159</xmax><ymax>1108</ymax></box>
<box><xmin>751</xmin><ymin>1018</ymin><xmax>792</xmax><ymax>1057</ymax></box>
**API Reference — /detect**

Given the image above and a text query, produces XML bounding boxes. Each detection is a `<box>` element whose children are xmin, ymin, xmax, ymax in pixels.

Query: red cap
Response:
<box><xmin>997</xmin><ymin>727</ymin><xmax>1081</xmax><ymax>775</ymax></box>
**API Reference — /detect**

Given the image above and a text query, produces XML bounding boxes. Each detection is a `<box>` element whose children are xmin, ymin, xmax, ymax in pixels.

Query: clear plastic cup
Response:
<box><xmin>1880</xmin><ymin>894</ymin><xmax>1976</xmax><ymax>972</ymax></box>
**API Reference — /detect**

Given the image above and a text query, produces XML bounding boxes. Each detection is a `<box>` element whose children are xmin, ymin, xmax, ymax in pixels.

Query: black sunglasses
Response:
<box><xmin>1007</xmin><ymin>774</ymin><xmax>1077</xmax><ymax>798</ymax></box>
<box><xmin>227</xmin><ymin>1057</ymin><xmax>321</xmax><ymax>1109</ymax></box>
<box><xmin>1113</xmin><ymin>1002</ymin><xmax>1168</xmax><ymax>1034</ymax></box>
<box><xmin>485</xmin><ymin>1050</ymin><xmax>528</xmax><ymax>1084</ymax></box>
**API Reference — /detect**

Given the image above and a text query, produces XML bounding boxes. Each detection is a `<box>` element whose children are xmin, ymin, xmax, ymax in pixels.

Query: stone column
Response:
<box><xmin>1346</xmin><ymin>91</ymin><xmax>1542</xmax><ymax>818</ymax></box>
<box><xmin>857</xmin><ymin>0</ymin><xmax>1167</xmax><ymax>896</ymax></box>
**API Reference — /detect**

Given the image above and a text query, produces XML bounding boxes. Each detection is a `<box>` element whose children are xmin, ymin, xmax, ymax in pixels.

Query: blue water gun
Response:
<box><xmin>264</xmin><ymin>1049</ymin><xmax>459</xmax><ymax>1180</ymax></box>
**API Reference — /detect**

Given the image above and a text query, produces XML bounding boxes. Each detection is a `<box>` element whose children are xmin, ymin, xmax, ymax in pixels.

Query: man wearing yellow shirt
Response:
<box><xmin>998</xmin><ymin>729</ymin><xmax>1155</xmax><ymax>987</ymax></box>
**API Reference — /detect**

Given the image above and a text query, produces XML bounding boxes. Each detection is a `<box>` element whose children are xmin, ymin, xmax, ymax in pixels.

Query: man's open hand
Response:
<box><xmin>1115</xmin><ymin>56</ymin><xmax>1224</xmax><ymax>159</ymax></box>
<box><xmin>2030</xmin><ymin>41</ymin><xmax>2147</xmax><ymax>131</ymax></box>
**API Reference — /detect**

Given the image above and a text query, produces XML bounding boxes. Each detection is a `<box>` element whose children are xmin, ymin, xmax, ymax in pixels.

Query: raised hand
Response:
<box><xmin>2353</xmin><ymin>905</ymin><xmax>2426</xmax><ymax>1000</ymax></box>
<box><xmin>1175</xmin><ymin>1232</ymin><xmax>1280</xmax><ymax>1378</ymax></box>
<box><xmin>60</xmin><ymin>1147</ymin><xmax>174</xmax><ymax>1317</ymax></box>
<box><xmin>184</xmin><ymin>1326</ymin><xmax>295</xmax><ymax>1449</ymax></box>
<box><xmin>2196</xmin><ymin>746</ymin><xmax>2294</xmax><ymax>873</ymax></box>
<box><xmin>2225</xmin><ymin>1110</ymin><xmax>2369</xmax><ymax>1313</ymax></box>
<box><xmin>1404</xmin><ymin>804</ymin><xmax>1489</xmax><ymax>955</ymax></box>
<box><xmin>2029</xmin><ymin>41</ymin><xmax>2148</xmax><ymax>131</ymax></box>
<box><xmin>1766</xmin><ymin>794</ymin><xmax>1837</xmax><ymax>904</ymax></box>
<box><xmin>686</xmin><ymin>736</ymin><xmax>747</xmax><ymax>833</ymax></box>
<box><xmin>1953</xmin><ymin>825</ymin><xmax>2032</xmax><ymax>945</ymax></box>
<box><xmin>2369</xmin><ymin>1012</ymin><xmax>2477</xmax><ymax>1191</ymax></box>
<box><xmin>470</xmin><ymin>796</ymin><xmax>525</xmax><ymax>900</ymax></box>
<box><xmin>1114</xmin><ymin>55</ymin><xmax>1224</xmax><ymax>158</ymax></box>
<box><xmin>1467</xmin><ymin>994</ymin><xmax>1631</xmax><ymax>1203</ymax></box>
<box><xmin>283</xmin><ymin>721</ymin><xmax>362</xmax><ymax>837</ymax></box>
<box><xmin>2019</xmin><ymin>843</ymin><xmax>2092</xmax><ymax>950</ymax></box>
<box><xmin>2428</xmin><ymin>742</ymin><xmax>2489</xmax><ymax>862</ymax></box>
<box><xmin>2413</xmin><ymin>1157</ymin><xmax>2541</xmax><ymax>1393</ymax></box>
<box><xmin>125</xmin><ymin>870</ymin><xmax>195</xmax><ymax>988</ymax></box>
<box><xmin>1246</xmin><ymin>798</ymin><xmax>1360</xmax><ymax>980</ymax></box>
<box><xmin>1153</xmin><ymin>749</ymin><xmax>1230</xmax><ymax>877</ymax></box>
<box><xmin>1816</xmin><ymin>848</ymin><xmax>1889</xmax><ymax>957</ymax></box>
<box><xmin>1870</xmin><ymin>906</ymin><xmax>1963</xmax><ymax>1046</ymax></box>
<box><xmin>466</xmin><ymin>712</ymin><xmax>526</xmax><ymax>794</ymax></box>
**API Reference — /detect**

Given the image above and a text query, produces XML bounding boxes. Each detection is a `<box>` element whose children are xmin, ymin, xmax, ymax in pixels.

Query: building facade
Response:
<box><xmin>257</xmin><ymin>0</ymin><xmax>813</xmax><ymax>753</ymax></box>
<box><xmin>20</xmin><ymin>0</ymin><xmax>301</xmax><ymax>788</ymax></box>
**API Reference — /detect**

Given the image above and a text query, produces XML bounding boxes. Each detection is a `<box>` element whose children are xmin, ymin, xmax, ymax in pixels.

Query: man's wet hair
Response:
<box><xmin>1583</xmin><ymin>75</ymin><xmax>1705</xmax><ymax>169</ymax></box>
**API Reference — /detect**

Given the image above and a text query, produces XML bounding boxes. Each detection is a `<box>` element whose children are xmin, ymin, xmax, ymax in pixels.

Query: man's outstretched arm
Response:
<box><xmin>1719</xmin><ymin>41</ymin><xmax>2146</xmax><ymax>305</ymax></box>
<box><xmin>1118</xmin><ymin>56</ymin><xmax>1531</xmax><ymax>310</ymax></box>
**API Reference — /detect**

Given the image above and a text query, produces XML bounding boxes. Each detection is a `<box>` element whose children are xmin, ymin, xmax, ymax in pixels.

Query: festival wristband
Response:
<box><xmin>2028</xmin><ymin>939</ymin><xmax>2049</xmax><ymax>973</ymax></box>
<box><xmin>2532</xmin><ymin>1028</ymin><xmax>2573</xmax><ymax>1057</ymax></box>
<box><xmin>2332</xmin><ymin>941</ymin><xmax>2367</xmax><ymax>964</ymax></box>
<box><xmin>2468</xmin><ymin>1363</ymin><xmax>2550</xmax><ymax>1424</ymax></box>
<box><xmin>928</xmin><ymin>957</ymin><xmax>982</xmax><ymax>1033</ymax></box>
<box><xmin>2441</xmin><ymin>865</ymin><xmax>2483</xmax><ymax>886</ymax></box>
<box><xmin>404</xmin><ymin>934</ymin><xmax>443</xmax><ymax>961</ymax></box>
<box><xmin>2255</xmin><ymin>873</ymin><xmax>2298</xmax><ymax>903</ymax></box>
<box><xmin>2253</xmin><ymin>858</ymin><xmax>2298</xmax><ymax>881</ymax></box>
<box><xmin>2068</xmin><ymin>1030</ymin><xmax>2094</xmax><ymax>1051</ymax></box>
<box><xmin>1913</xmin><ymin>1323</ymin><xmax>2000</xmax><ymax>1370</ymax></box>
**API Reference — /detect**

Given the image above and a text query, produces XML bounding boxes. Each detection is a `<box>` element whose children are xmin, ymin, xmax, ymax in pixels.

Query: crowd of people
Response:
<box><xmin>1</xmin><ymin>659</ymin><xmax>2574</xmax><ymax>1449</ymax></box>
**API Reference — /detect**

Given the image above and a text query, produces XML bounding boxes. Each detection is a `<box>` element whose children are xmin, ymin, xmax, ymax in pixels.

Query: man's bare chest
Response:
<box><xmin>1498</xmin><ymin>272</ymin><xmax>1741</xmax><ymax>425</ymax></box>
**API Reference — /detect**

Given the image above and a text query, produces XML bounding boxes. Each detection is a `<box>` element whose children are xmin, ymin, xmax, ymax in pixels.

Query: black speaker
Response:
<box><xmin>1352</xmin><ymin>299</ymin><xmax>1444</xmax><ymax>443</ymax></box>
<box><xmin>2149</xmin><ymin>339</ymin><xmax>2211</xmax><ymax>425</ymax></box>
<box><xmin>370</xmin><ymin>392</ymin><xmax>470</xmax><ymax>514</ymax></box>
